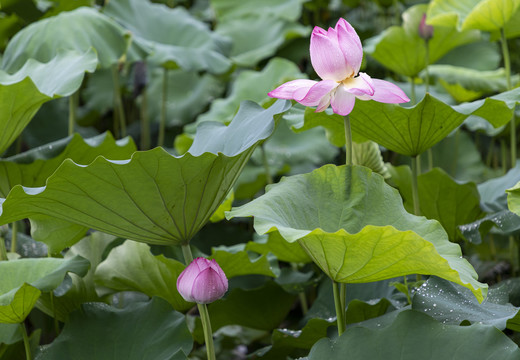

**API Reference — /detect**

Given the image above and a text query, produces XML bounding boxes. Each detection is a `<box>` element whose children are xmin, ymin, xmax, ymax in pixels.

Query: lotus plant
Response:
<box><xmin>268</xmin><ymin>18</ymin><xmax>409</xmax><ymax>336</ymax></box>
<box><xmin>268</xmin><ymin>18</ymin><xmax>409</xmax><ymax>165</ymax></box>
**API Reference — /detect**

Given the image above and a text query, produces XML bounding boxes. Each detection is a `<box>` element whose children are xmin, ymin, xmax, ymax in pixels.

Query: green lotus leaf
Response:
<box><xmin>426</xmin><ymin>65</ymin><xmax>517</xmax><ymax>101</ymax></box>
<box><xmin>428</xmin><ymin>0</ymin><xmax>520</xmax><ymax>33</ymax></box>
<box><xmin>0</xmin><ymin>100</ymin><xmax>290</xmax><ymax>246</ymax></box>
<box><xmin>294</xmin><ymin>90</ymin><xmax>517</xmax><ymax>157</ymax></box>
<box><xmin>0</xmin><ymin>255</ymin><xmax>90</xmax><ymax>323</ymax></box>
<box><xmin>35</xmin><ymin>297</ymin><xmax>192</xmax><ymax>360</ymax></box>
<box><xmin>349</xmin><ymin>90</ymin><xmax>518</xmax><ymax>156</ymax></box>
<box><xmin>0</xmin><ymin>49</ymin><xmax>97</xmax><ymax>155</ymax></box>
<box><xmin>307</xmin><ymin>310</ymin><xmax>520</xmax><ymax>360</ymax></box>
<box><xmin>37</xmin><ymin>232</ymin><xmax>117</xmax><ymax>323</ymax></box>
<box><xmin>246</xmin><ymin>231</ymin><xmax>312</xmax><ymax>264</ymax></box>
<box><xmin>0</xmin><ymin>132</ymin><xmax>136</xmax><ymax>254</ymax></box>
<box><xmin>352</xmin><ymin>141</ymin><xmax>390</xmax><ymax>179</ymax></box>
<box><xmin>351</xmin><ymin>94</ymin><xmax>466</xmax><ymax>157</ymax></box>
<box><xmin>94</xmin><ymin>241</ymin><xmax>191</xmax><ymax>312</ymax></box>
<box><xmin>413</xmin><ymin>276</ymin><xmax>520</xmax><ymax>330</ymax></box>
<box><xmin>364</xmin><ymin>4</ymin><xmax>480</xmax><ymax>77</ymax></box>
<box><xmin>103</xmin><ymin>0</ymin><xmax>231</xmax><ymax>73</ymax></box>
<box><xmin>2</xmin><ymin>7</ymin><xmax>144</xmax><ymax>71</ymax></box>
<box><xmin>227</xmin><ymin>165</ymin><xmax>487</xmax><ymax>302</ymax></box>
<box><xmin>417</xmin><ymin>168</ymin><xmax>483</xmax><ymax>241</ymax></box>
<box><xmin>208</xmin><ymin>281</ymin><xmax>296</xmax><ymax>331</ymax></box>
<box><xmin>209</xmin><ymin>246</ymin><xmax>277</xmax><ymax>278</ymax></box>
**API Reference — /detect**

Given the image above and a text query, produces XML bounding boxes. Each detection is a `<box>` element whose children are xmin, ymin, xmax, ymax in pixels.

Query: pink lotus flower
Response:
<box><xmin>177</xmin><ymin>257</ymin><xmax>228</xmax><ymax>304</ymax></box>
<box><xmin>268</xmin><ymin>18</ymin><xmax>409</xmax><ymax>116</ymax></box>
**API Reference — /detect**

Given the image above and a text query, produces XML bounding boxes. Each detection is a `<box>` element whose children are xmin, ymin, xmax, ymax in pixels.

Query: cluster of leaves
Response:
<box><xmin>1</xmin><ymin>0</ymin><xmax>520</xmax><ymax>359</ymax></box>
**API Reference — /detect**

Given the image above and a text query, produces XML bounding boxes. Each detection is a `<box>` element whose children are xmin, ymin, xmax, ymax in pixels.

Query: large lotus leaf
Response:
<box><xmin>418</xmin><ymin>168</ymin><xmax>483</xmax><ymax>241</ymax></box>
<box><xmin>307</xmin><ymin>310</ymin><xmax>520</xmax><ymax>360</ymax></box>
<box><xmin>227</xmin><ymin>165</ymin><xmax>487</xmax><ymax>302</ymax></box>
<box><xmin>351</xmin><ymin>94</ymin><xmax>466</xmax><ymax>156</ymax></box>
<box><xmin>0</xmin><ymin>132</ymin><xmax>136</xmax><ymax>198</ymax></box>
<box><xmin>427</xmin><ymin>65</ymin><xmax>516</xmax><ymax>97</ymax></box>
<box><xmin>0</xmin><ymin>49</ymin><xmax>97</xmax><ymax>155</ymax></box>
<box><xmin>35</xmin><ymin>297</ymin><xmax>192</xmax><ymax>360</ymax></box>
<box><xmin>197</xmin><ymin>57</ymin><xmax>305</xmax><ymax>125</ymax></box>
<box><xmin>0</xmin><ymin>132</ymin><xmax>135</xmax><ymax>254</ymax></box>
<box><xmin>1</xmin><ymin>7</ymin><xmax>144</xmax><ymax>71</ymax></box>
<box><xmin>208</xmin><ymin>281</ymin><xmax>296</xmax><ymax>331</ymax></box>
<box><xmin>412</xmin><ymin>276</ymin><xmax>520</xmax><ymax>330</ymax></box>
<box><xmin>261</xmin><ymin>318</ymin><xmax>335</xmax><ymax>359</ymax></box>
<box><xmin>94</xmin><ymin>241</ymin><xmax>191</xmax><ymax>312</ymax></box>
<box><xmin>103</xmin><ymin>0</ymin><xmax>231</xmax><ymax>73</ymax></box>
<box><xmin>427</xmin><ymin>0</ymin><xmax>520</xmax><ymax>33</ymax></box>
<box><xmin>0</xmin><ymin>255</ymin><xmax>90</xmax><ymax>323</ymax></box>
<box><xmin>246</xmin><ymin>231</ymin><xmax>312</xmax><ymax>263</ymax></box>
<box><xmin>292</xmin><ymin>91</ymin><xmax>515</xmax><ymax>157</ymax></box>
<box><xmin>215</xmin><ymin>13</ymin><xmax>309</xmax><ymax>67</ymax></box>
<box><xmin>459</xmin><ymin>210</ymin><xmax>520</xmax><ymax>243</ymax></box>
<box><xmin>36</xmin><ymin>233</ymin><xmax>116</xmax><ymax>323</ymax></box>
<box><xmin>0</xmin><ymin>100</ymin><xmax>290</xmax><ymax>245</ymax></box>
<box><xmin>364</xmin><ymin>4</ymin><xmax>480</xmax><ymax>77</ymax></box>
<box><xmin>209</xmin><ymin>247</ymin><xmax>277</xmax><ymax>278</ymax></box>
<box><xmin>338</xmin><ymin>90</ymin><xmax>518</xmax><ymax>157</ymax></box>
<box><xmin>457</xmin><ymin>163</ymin><xmax>520</xmax><ymax>242</ymax></box>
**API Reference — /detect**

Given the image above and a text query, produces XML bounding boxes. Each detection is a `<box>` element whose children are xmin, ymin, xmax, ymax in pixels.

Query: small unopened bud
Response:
<box><xmin>418</xmin><ymin>14</ymin><xmax>434</xmax><ymax>40</ymax></box>
<box><xmin>177</xmin><ymin>257</ymin><xmax>228</xmax><ymax>304</ymax></box>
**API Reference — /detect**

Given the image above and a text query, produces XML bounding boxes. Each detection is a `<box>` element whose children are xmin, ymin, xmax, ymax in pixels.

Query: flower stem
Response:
<box><xmin>332</xmin><ymin>280</ymin><xmax>345</xmax><ymax>336</ymax></box>
<box><xmin>68</xmin><ymin>92</ymin><xmax>77</xmax><ymax>136</ymax></box>
<box><xmin>158</xmin><ymin>68</ymin><xmax>168</xmax><ymax>147</ymax></box>
<box><xmin>411</xmin><ymin>155</ymin><xmax>421</xmax><ymax>216</ymax></box>
<box><xmin>339</xmin><ymin>283</ymin><xmax>346</xmax><ymax>328</ymax></box>
<box><xmin>140</xmin><ymin>85</ymin><xmax>150</xmax><ymax>150</ymax></box>
<box><xmin>181</xmin><ymin>244</ymin><xmax>216</xmax><ymax>360</ymax></box>
<box><xmin>112</xmin><ymin>65</ymin><xmax>127</xmax><ymax>138</ymax></box>
<box><xmin>20</xmin><ymin>322</ymin><xmax>31</xmax><ymax>360</ymax></box>
<box><xmin>261</xmin><ymin>144</ymin><xmax>273</xmax><ymax>185</ymax></box>
<box><xmin>344</xmin><ymin>115</ymin><xmax>352</xmax><ymax>166</ymax></box>
<box><xmin>500</xmin><ymin>27</ymin><xmax>516</xmax><ymax>168</ymax></box>
<box><xmin>291</xmin><ymin>263</ymin><xmax>308</xmax><ymax>314</ymax></box>
<box><xmin>10</xmin><ymin>222</ymin><xmax>17</xmax><ymax>253</ymax></box>
<box><xmin>0</xmin><ymin>237</ymin><xmax>7</xmax><ymax>261</ymax></box>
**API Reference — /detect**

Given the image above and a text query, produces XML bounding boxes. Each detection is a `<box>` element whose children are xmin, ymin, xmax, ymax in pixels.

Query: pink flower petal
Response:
<box><xmin>368</xmin><ymin>79</ymin><xmax>410</xmax><ymax>103</ymax></box>
<box><xmin>336</xmin><ymin>18</ymin><xmax>363</xmax><ymax>76</ymax></box>
<box><xmin>268</xmin><ymin>79</ymin><xmax>317</xmax><ymax>101</ymax></box>
<box><xmin>315</xmin><ymin>93</ymin><xmax>332</xmax><ymax>112</ymax></box>
<box><xmin>191</xmin><ymin>268</ymin><xmax>228</xmax><ymax>304</ymax></box>
<box><xmin>344</xmin><ymin>72</ymin><xmax>375</xmax><ymax>97</ymax></box>
<box><xmin>310</xmin><ymin>26</ymin><xmax>351</xmax><ymax>81</ymax></box>
<box><xmin>331</xmin><ymin>85</ymin><xmax>356</xmax><ymax>116</ymax></box>
<box><xmin>299</xmin><ymin>80</ymin><xmax>338</xmax><ymax>107</ymax></box>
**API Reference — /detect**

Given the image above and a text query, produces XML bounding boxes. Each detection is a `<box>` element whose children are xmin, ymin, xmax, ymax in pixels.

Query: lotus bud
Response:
<box><xmin>418</xmin><ymin>13</ymin><xmax>434</xmax><ymax>40</ymax></box>
<box><xmin>177</xmin><ymin>257</ymin><xmax>228</xmax><ymax>304</ymax></box>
